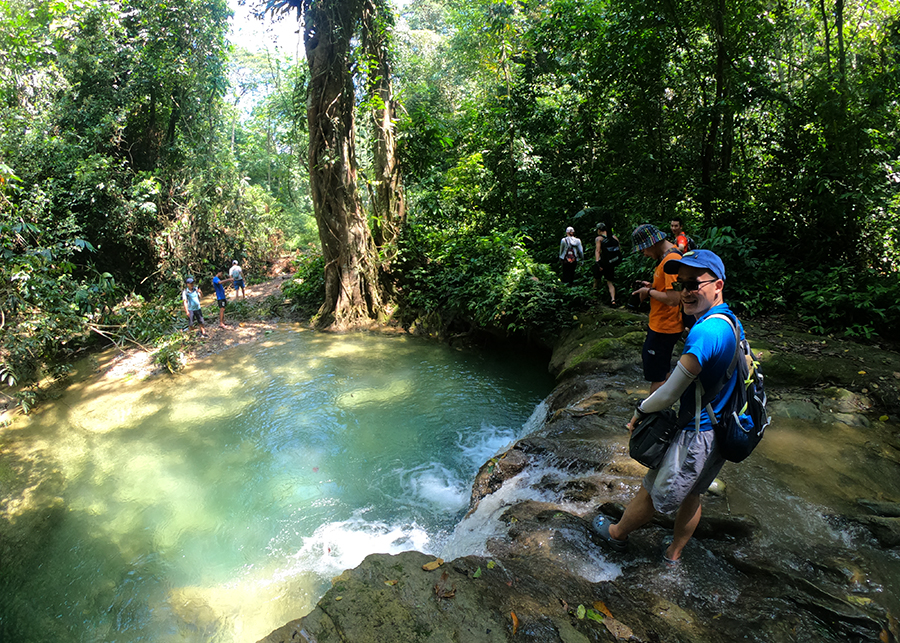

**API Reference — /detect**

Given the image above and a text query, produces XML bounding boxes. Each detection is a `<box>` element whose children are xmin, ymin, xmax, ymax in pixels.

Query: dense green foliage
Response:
<box><xmin>0</xmin><ymin>0</ymin><xmax>306</xmax><ymax>396</ymax></box>
<box><xmin>281</xmin><ymin>251</ymin><xmax>327</xmax><ymax>318</ymax></box>
<box><xmin>393</xmin><ymin>0</ymin><xmax>900</xmax><ymax>338</ymax></box>
<box><xmin>394</xmin><ymin>227</ymin><xmax>590</xmax><ymax>339</ymax></box>
<box><xmin>3</xmin><ymin>0</ymin><xmax>900</xmax><ymax>408</ymax></box>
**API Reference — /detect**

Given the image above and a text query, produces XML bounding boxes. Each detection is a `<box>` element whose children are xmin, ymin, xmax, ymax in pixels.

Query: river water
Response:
<box><xmin>0</xmin><ymin>328</ymin><xmax>553</xmax><ymax>642</ymax></box>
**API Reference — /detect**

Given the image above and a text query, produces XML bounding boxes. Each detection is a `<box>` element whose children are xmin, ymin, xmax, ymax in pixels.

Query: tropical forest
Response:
<box><xmin>2</xmin><ymin>0</ymin><xmax>900</xmax><ymax>640</ymax></box>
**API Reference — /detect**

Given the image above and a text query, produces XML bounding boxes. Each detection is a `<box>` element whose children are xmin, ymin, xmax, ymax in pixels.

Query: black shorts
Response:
<box><xmin>217</xmin><ymin>298</ymin><xmax>227</xmax><ymax>309</ymax></box>
<box><xmin>189</xmin><ymin>309</ymin><xmax>205</xmax><ymax>325</ymax></box>
<box><xmin>642</xmin><ymin>329</ymin><xmax>682</xmax><ymax>383</ymax></box>
<box><xmin>601</xmin><ymin>263</ymin><xmax>616</xmax><ymax>282</ymax></box>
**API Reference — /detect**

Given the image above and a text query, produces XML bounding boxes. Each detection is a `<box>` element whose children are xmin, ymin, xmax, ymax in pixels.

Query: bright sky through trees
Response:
<box><xmin>228</xmin><ymin>0</ymin><xmax>301</xmax><ymax>54</ymax></box>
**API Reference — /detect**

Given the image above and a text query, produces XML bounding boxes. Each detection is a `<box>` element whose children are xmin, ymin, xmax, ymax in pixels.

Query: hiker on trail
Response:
<box><xmin>631</xmin><ymin>224</ymin><xmax>684</xmax><ymax>393</ymax></box>
<box><xmin>212</xmin><ymin>269</ymin><xmax>234</xmax><ymax>329</ymax></box>
<box><xmin>593</xmin><ymin>223</ymin><xmax>620</xmax><ymax>306</ymax></box>
<box><xmin>594</xmin><ymin>249</ymin><xmax>743</xmax><ymax>564</ymax></box>
<box><xmin>670</xmin><ymin>218</ymin><xmax>696</xmax><ymax>253</ymax></box>
<box><xmin>559</xmin><ymin>226</ymin><xmax>584</xmax><ymax>285</ymax></box>
<box><xmin>229</xmin><ymin>260</ymin><xmax>245</xmax><ymax>299</ymax></box>
<box><xmin>182</xmin><ymin>277</ymin><xmax>208</xmax><ymax>337</ymax></box>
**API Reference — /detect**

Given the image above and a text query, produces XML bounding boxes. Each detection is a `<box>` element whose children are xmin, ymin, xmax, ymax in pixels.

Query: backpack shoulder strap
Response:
<box><xmin>695</xmin><ymin>312</ymin><xmax>741</xmax><ymax>426</ymax></box>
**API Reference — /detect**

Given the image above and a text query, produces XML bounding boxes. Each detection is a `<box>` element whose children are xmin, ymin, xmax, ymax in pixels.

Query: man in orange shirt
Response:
<box><xmin>630</xmin><ymin>224</ymin><xmax>684</xmax><ymax>392</ymax></box>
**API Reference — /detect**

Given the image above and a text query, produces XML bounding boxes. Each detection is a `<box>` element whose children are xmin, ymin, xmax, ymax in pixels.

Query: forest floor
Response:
<box><xmin>97</xmin><ymin>264</ymin><xmax>297</xmax><ymax>383</ymax></box>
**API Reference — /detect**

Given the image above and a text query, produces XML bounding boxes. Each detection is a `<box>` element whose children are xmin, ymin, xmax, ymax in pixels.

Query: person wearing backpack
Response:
<box><xmin>559</xmin><ymin>226</ymin><xmax>584</xmax><ymax>285</ymax></box>
<box><xmin>593</xmin><ymin>249</ymin><xmax>745</xmax><ymax>564</ymax></box>
<box><xmin>593</xmin><ymin>223</ymin><xmax>621</xmax><ymax>306</ymax></box>
<box><xmin>670</xmin><ymin>218</ymin><xmax>698</xmax><ymax>253</ymax></box>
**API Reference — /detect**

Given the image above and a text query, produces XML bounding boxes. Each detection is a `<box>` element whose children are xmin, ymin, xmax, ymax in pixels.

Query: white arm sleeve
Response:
<box><xmin>638</xmin><ymin>361</ymin><xmax>698</xmax><ymax>414</ymax></box>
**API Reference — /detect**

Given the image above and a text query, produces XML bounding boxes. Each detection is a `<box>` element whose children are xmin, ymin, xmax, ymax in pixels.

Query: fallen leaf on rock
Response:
<box><xmin>433</xmin><ymin>571</ymin><xmax>456</xmax><ymax>599</ymax></box>
<box><xmin>859</xmin><ymin>370</ymin><xmax>867</xmax><ymax>375</ymax></box>
<box><xmin>422</xmin><ymin>558</ymin><xmax>444</xmax><ymax>571</ymax></box>
<box><xmin>473</xmin><ymin>567</ymin><xmax>482</xmax><ymax>578</ymax></box>
<box><xmin>604</xmin><ymin>617</ymin><xmax>633</xmax><ymax>640</ymax></box>
<box><xmin>577</xmin><ymin>604</ymin><xmax>586</xmax><ymax>619</ymax></box>
<box><xmin>846</xmin><ymin>595</ymin><xmax>872</xmax><ymax>606</ymax></box>
<box><xmin>586</xmin><ymin>609</ymin><xmax>605</xmax><ymax>624</ymax></box>
<box><xmin>487</xmin><ymin>560</ymin><xmax>496</xmax><ymax>569</ymax></box>
<box><xmin>335</xmin><ymin>596</ymin><xmax>342</xmax><ymax>601</ymax></box>
<box><xmin>511</xmin><ymin>611</ymin><xmax>519</xmax><ymax>635</ymax></box>
<box><xmin>880</xmin><ymin>415</ymin><xmax>890</xmax><ymax>422</ymax></box>
<box><xmin>384</xmin><ymin>580</ymin><xmax>398</xmax><ymax>586</ymax></box>
<box><xmin>593</xmin><ymin>601</ymin><xmax>613</xmax><ymax>618</ymax></box>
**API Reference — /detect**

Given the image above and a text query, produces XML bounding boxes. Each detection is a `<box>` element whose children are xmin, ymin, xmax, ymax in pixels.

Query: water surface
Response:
<box><xmin>0</xmin><ymin>329</ymin><xmax>552</xmax><ymax>642</ymax></box>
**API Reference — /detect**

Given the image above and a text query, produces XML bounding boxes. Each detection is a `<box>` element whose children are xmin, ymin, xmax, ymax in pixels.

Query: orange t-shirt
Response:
<box><xmin>649</xmin><ymin>250</ymin><xmax>683</xmax><ymax>334</ymax></box>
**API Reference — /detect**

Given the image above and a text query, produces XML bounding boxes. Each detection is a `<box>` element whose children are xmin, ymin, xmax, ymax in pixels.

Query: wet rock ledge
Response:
<box><xmin>260</xmin><ymin>309</ymin><xmax>900</xmax><ymax>643</ymax></box>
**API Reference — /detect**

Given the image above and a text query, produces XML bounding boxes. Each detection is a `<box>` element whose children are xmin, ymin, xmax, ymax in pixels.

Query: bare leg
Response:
<box><xmin>606</xmin><ymin>280</ymin><xmax>616</xmax><ymax>303</ymax></box>
<box><xmin>608</xmin><ymin>486</ymin><xmax>656</xmax><ymax>542</ymax></box>
<box><xmin>665</xmin><ymin>493</ymin><xmax>702</xmax><ymax>561</ymax></box>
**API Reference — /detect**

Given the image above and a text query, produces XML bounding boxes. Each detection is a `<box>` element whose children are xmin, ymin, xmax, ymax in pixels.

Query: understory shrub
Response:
<box><xmin>282</xmin><ymin>252</ymin><xmax>326</xmax><ymax>319</ymax></box>
<box><xmin>395</xmin><ymin>226</ymin><xmax>590</xmax><ymax>339</ymax></box>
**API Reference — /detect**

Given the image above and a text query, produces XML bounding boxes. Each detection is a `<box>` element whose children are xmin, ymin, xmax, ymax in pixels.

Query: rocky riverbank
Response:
<box><xmin>260</xmin><ymin>308</ymin><xmax>900</xmax><ymax>643</ymax></box>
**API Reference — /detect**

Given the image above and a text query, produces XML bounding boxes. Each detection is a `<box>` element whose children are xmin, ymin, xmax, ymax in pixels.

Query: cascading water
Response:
<box><xmin>0</xmin><ymin>328</ymin><xmax>553</xmax><ymax>643</ymax></box>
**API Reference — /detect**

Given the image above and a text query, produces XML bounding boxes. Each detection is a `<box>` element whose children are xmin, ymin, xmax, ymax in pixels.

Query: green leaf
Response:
<box><xmin>586</xmin><ymin>609</ymin><xmax>605</xmax><ymax>623</ymax></box>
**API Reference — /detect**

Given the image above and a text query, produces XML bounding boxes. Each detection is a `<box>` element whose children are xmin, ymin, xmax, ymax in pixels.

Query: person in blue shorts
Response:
<box><xmin>229</xmin><ymin>260</ymin><xmax>246</xmax><ymax>299</ymax></box>
<box><xmin>212</xmin><ymin>269</ymin><xmax>234</xmax><ymax>329</ymax></box>
<box><xmin>593</xmin><ymin>250</ymin><xmax>743</xmax><ymax>564</ymax></box>
<box><xmin>182</xmin><ymin>277</ymin><xmax>208</xmax><ymax>337</ymax></box>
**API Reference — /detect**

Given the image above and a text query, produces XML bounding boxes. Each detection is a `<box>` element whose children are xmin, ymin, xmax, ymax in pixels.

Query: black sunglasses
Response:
<box><xmin>672</xmin><ymin>278</ymin><xmax>717</xmax><ymax>292</ymax></box>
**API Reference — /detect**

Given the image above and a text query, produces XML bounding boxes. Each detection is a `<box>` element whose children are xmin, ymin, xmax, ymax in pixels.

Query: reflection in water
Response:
<box><xmin>0</xmin><ymin>329</ymin><xmax>552</xmax><ymax>642</ymax></box>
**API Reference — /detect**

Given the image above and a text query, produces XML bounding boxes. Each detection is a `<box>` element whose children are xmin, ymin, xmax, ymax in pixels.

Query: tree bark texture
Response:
<box><xmin>304</xmin><ymin>0</ymin><xmax>384</xmax><ymax>329</ymax></box>
<box><xmin>699</xmin><ymin>0</ymin><xmax>731</xmax><ymax>222</ymax></box>
<box><xmin>362</xmin><ymin>0</ymin><xmax>405</xmax><ymax>253</ymax></box>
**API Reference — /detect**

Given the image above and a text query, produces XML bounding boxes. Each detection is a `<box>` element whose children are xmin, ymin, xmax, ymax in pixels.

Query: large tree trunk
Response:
<box><xmin>304</xmin><ymin>0</ymin><xmax>384</xmax><ymax>329</ymax></box>
<box><xmin>699</xmin><ymin>0</ymin><xmax>729</xmax><ymax>223</ymax></box>
<box><xmin>362</xmin><ymin>0</ymin><xmax>405</xmax><ymax>253</ymax></box>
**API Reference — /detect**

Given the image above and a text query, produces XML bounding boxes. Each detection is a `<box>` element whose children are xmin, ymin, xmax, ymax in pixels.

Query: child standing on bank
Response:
<box><xmin>182</xmin><ymin>277</ymin><xmax>208</xmax><ymax>337</ymax></box>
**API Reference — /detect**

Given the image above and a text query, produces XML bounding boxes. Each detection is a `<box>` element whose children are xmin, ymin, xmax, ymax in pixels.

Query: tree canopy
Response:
<box><xmin>1</xmin><ymin>0</ymin><xmax>899</xmax><ymax>396</ymax></box>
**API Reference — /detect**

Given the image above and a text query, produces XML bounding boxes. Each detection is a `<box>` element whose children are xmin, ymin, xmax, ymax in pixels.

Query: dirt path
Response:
<box><xmin>98</xmin><ymin>274</ymin><xmax>297</xmax><ymax>382</ymax></box>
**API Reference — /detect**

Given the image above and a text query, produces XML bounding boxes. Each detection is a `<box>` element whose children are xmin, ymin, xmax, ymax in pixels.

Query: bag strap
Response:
<box><xmin>692</xmin><ymin>312</ymin><xmax>741</xmax><ymax>427</ymax></box>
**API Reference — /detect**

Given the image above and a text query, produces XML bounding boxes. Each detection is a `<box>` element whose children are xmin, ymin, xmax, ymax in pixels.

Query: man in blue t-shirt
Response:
<box><xmin>212</xmin><ymin>269</ymin><xmax>234</xmax><ymax>329</ymax></box>
<box><xmin>593</xmin><ymin>249</ymin><xmax>743</xmax><ymax>564</ymax></box>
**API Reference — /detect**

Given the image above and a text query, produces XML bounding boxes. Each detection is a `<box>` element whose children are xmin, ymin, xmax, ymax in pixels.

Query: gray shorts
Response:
<box><xmin>642</xmin><ymin>429</ymin><xmax>725</xmax><ymax>515</ymax></box>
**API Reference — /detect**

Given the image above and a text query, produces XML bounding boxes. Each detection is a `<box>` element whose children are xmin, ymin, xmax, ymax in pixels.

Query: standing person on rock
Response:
<box><xmin>559</xmin><ymin>226</ymin><xmax>584</xmax><ymax>285</ymax></box>
<box><xmin>212</xmin><ymin>269</ymin><xmax>234</xmax><ymax>329</ymax></box>
<box><xmin>594</xmin><ymin>250</ymin><xmax>743</xmax><ymax>564</ymax></box>
<box><xmin>630</xmin><ymin>224</ymin><xmax>684</xmax><ymax>393</ymax></box>
<box><xmin>229</xmin><ymin>259</ymin><xmax>246</xmax><ymax>299</ymax></box>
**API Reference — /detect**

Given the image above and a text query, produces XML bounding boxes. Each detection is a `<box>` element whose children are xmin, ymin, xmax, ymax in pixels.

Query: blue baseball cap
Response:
<box><xmin>663</xmin><ymin>249</ymin><xmax>726</xmax><ymax>281</ymax></box>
